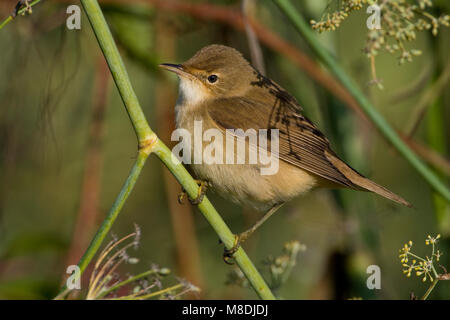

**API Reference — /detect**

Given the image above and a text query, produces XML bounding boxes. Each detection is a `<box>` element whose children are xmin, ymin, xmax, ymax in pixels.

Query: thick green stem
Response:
<box><xmin>273</xmin><ymin>0</ymin><xmax>450</xmax><ymax>203</ymax></box>
<box><xmin>65</xmin><ymin>0</ymin><xmax>275</xmax><ymax>300</ymax></box>
<box><xmin>80</xmin><ymin>0</ymin><xmax>153</xmax><ymax>144</ymax></box>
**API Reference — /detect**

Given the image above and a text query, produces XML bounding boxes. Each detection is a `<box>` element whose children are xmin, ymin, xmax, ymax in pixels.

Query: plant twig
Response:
<box><xmin>422</xmin><ymin>278</ymin><xmax>439</xmax><ymax>300</ymax></box>
<box><xmin>0</xmin><ymin>0</ymin><xmax>41</xmax><ymax>30</ymax></box>
<box><xmin>274</xmin><ymin>0</ymin><xmax>450</xmax><ymax>203</ymax></box>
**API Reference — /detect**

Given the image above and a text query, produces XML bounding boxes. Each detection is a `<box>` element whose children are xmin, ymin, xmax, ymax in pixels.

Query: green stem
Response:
<box><xmin>0</xmin><ymin>0</ymin><xmax>42</xmax><ymax>30</ymax></box>
<box><xmin>422</xmin><ymin>278</ymin><xmax>439</xmax><ymax>300</ymax></box>
<box><xmin>78</xmin><ymin>150</ymin><xmax>150</xmax><ymax>276</ymax></box>
<box><xmin>60</xmin><ymin>0</ymin><xmax>275</xmax><ymax>300</ymax></box>
<box><xmin>273</xmin><ymin>0</ymin><xmax>450</xmax><ymax>203</ymax></box>
<box><xmin>55</xmin><ymin>151</ymin><xmax>149</xmax><ymax>299</ymax></box>
<box><xmin>80</xmin><ymin>0</ymin><xmax>153</xmax><ymax>144</ymax></box>
<box><xmin>407</xmin><ymin>252</ymin><xmax>427</xmax><ymax>263</ymax></box>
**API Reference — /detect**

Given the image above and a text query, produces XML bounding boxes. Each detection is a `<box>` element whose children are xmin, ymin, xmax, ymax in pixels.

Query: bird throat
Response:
<box><xmin>177</xmin><ymin>77</ymin><xmax>210</xmax><ymax>108</ymax></box>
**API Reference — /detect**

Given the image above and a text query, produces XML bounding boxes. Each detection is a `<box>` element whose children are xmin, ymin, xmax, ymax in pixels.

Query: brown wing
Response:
<box><xmin>206</xmin><ymin>73</ymin><xmax>411</xmax><ymax>206</ymax></box>
<box><xmin>206</xmin><ymin>85</ymin><xmax>362</xmax><ymax>190</ymax></box>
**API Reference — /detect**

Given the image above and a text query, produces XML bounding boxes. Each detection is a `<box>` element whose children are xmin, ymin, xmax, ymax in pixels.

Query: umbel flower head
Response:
<box><xmin>399</xmin><ymin>240</ymin><xmax>413</xmax><ymax>263</ymax></box>
<box><xmin>310</xmin><ymin>0</ymin><xmax>450</xmax><ymax>64</ymax></box>
<box><xmin>398</xmin><ymin>234</ymin><xmax>443</xmax><ymax>283</ymax></box>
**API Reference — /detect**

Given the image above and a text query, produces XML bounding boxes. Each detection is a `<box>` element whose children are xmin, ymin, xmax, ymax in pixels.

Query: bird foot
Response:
<box><xmin>223</xmin><ymin>233</ymin><xmax>248</xmax><ymax>265</ymax></box>
<box><xmin>13</xmin><ymin>0</ymin><xmax>32</xmax><ymax>18</ymax></box>
<box><xmin>178</xmin><ymin>180</ymin><xmax>210</xmax><ymax>205</ymax></box>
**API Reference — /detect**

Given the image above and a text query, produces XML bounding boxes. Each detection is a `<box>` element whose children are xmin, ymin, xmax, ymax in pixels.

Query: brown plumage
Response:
<box><xmin>161</xmin><ymin>44</ymin><xmax>411</xmax><ymax>212</ymax></box>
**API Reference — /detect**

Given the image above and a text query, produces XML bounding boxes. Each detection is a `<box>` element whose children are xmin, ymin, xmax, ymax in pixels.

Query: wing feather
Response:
<box><xmin>206</xmin><ymin>81</ymin><xmax>361</xmax><ymax>189</ymax></box>
<box><xmin>205</xmin><ymin>71</ymin><xmax>411</xmax><ymax>206</ymax></box>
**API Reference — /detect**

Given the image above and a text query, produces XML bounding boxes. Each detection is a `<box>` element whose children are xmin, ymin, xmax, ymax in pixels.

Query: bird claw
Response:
<box><xmin>223</xmin><ymin>234</ymin><xmax>242</xmax><ymax>265</ymax></box>
<box><xmin>178</xmin><ymin>180</ymin><xmax>210</xmax><ymax>205</ymax></box>
<box><xmin>13</xmin><ymin>0</ymin><xmax>32</xmax><ymax>18</ymax></box>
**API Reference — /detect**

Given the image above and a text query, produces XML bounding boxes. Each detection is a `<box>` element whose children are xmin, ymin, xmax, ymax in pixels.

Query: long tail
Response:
<box><xmin>352</xmin><ymin>174</ymin><xmax>412</xmax><ymax>207</ymax></box>
<box><xmin>326</xmin><ymin>151</ymin><xmax>412</xmax><ymax>207</ymax></box>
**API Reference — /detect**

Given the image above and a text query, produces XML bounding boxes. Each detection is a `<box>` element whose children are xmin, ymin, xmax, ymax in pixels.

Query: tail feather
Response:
<box><xmin>326</xmin><ymin>151</ymin><xmax>412</xmax><ymax>207</ymax></box>
<box><xmin>353</xmin><ymin>175</ymin><xmax>412</xmax><ymax>207</ymax></box>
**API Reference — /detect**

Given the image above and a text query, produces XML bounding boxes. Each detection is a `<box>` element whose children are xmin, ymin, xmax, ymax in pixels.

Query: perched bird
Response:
<box><xmin>160</xmin><ymin>44</ymin><xmax>410</xmax><ymax>256</ymax></box>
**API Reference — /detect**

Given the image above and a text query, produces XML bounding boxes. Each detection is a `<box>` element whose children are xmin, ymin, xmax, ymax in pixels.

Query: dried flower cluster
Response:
<box><xmin>84</xmin><ymin>225</ymin><xmax>199</xmax><ymax>300</ymax></box>
<box><xmin>226</xmin><ymin>240</ymin><xmax>306</xmax><ymax>292</ymax></box>
<box><xmin>311</xmin><ymin>0</ymin><xmax>450</xmax><ymax>64</ymax></box>
<box><xmin>263</xmin><ymin>241</ymin><xmax>306</xmax><ymax>290</ymax></box>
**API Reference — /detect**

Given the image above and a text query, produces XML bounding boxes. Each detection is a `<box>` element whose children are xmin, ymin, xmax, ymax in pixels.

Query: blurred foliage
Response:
<box><xmin>226</xmin><ymin>240</ymin><xmax>306</xmax><ymax>298</ymax></box>
<box><xmin>310</xmin><ymin>0</ymin><xmax>450</xmax><ymax>64</ymax></box>
<box><xmin>0</xmin><ymin>0</ymin><xmax>449</xmax><ymax>299</ymax></box>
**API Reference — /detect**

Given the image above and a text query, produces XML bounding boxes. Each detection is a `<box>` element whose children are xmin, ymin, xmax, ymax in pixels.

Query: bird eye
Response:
<box><xmin>207</xmin><ymin>74</ymin><xmax>218</xmax><ymax>83</ymax></box>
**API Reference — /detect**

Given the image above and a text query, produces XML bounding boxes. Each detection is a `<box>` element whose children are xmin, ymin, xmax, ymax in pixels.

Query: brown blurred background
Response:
<box><xmin>0</xmin><ymin>0</ymin><xmax>449</xmax><ymax>299</ymax></box>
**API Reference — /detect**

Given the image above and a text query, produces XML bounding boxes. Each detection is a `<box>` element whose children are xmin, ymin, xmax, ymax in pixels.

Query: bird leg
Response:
<box><xmin>13</xmin><ymin>0</ymin><xmax>32</xmax><ymax>18</ymax></box>
<box><xmin>178</xmin><ymin>180</ymin><xmax>210</xmax><ymax>205</ymax></box>
<box><xmin>223</xmin><ymin>202</ymin><xmax>285</xmax><ymax>264</ymax></box>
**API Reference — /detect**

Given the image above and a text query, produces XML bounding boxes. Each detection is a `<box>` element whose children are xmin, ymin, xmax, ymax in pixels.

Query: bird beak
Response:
<box><xmin>159</xmin><ymin>63</ymin><xmax>196</xmax><ymax>80</ymax></box>
<box><xmin>159</xmin><ymin>63</ymin><xmax>183</xmax><ymax>73</ymax></box>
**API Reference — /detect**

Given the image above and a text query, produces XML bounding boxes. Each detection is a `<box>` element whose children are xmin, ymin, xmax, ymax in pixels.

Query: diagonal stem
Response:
<box><xmin>77</xmin><ymin>149</ymin><xmax>151</xmax><ymax>279</ymax></box>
